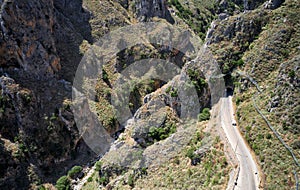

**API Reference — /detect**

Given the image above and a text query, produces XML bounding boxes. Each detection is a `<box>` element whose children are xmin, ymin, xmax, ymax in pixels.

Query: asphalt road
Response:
<box><xmin>220</xmin><ymin>95</ymin><xmax>260</xmax><ymax>190</ymax></box>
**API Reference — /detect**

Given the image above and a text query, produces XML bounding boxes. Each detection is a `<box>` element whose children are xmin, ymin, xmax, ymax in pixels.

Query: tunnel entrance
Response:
<box><xmin>226</xmin><ymin>87</ymin><xmax>234</xmax><ymax>97</ymax></box>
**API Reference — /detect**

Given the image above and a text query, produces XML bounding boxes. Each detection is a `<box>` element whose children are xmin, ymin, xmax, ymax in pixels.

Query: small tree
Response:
<box><xmin>87</xmin><ymin>177</ymin><xmax>93</xmax><ymax>182</ymax></box>
<box><xmin>68</xmin><ymin>166</ymin><xmax>82</xmax><ymax>179</ymax></box>
<box><xmin>198</xmin><ymin>108</ymin><xmax>210</xmax><ymax>121</ymax></box>
<box><xmin>99</xmin><ymin>173</ymin><xmax>109</xmax><ymax>185</ymax></box>
<box><xmin>55</xmin><ymin>176</ymin><xmax>70</xmax><ymax>190</ymax></box>
<box><xmin>95</xmin><ymin>161</ymin><xmax>102</xmax><ymax>171</ymax></box>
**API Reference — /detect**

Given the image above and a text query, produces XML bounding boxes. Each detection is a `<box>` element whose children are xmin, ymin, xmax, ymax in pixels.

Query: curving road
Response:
<box><xmin>220</xmin><ymin>95</ymin><xmax>260</xmax><ymax>190</ymax></box>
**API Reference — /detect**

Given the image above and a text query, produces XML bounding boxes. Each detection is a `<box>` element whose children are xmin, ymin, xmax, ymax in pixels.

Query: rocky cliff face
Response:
<box><xmin>0</xmin><ymin>0</ymin><xmax>60</xmax><ymax>76</ymax></box>
<box><xmin>0</xmin><ymin>0</ymin><xmax>94</xmax><ymax>189</ymax></box>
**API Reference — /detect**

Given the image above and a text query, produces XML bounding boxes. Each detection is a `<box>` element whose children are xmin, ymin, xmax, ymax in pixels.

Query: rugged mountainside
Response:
<box><xmin>0</xmin><ymin>0</ymin><xmax>96</xmax><ymax>189</ymax></box>
<box><xmin>0</xmin><ymin>0</ymin><xmax>299</xmax><ymax>189</ymax></box>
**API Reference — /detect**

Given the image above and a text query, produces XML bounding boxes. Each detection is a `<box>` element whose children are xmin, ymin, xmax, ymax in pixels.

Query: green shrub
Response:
<box><xmin>223</xmin><ymin>64</ymin><xmax>230</xmax><ymax>73</ymax></box>
<box><xmin>186</xmin><ymin>147</ymin><xmax>202</xmax><ymax>165</ymax></box>
<box><xmin>187</xmin><ymin>69</ymin><xmax>207</xmax><ymax>93</ymax></box>
<box><xmin>212</xmin><ymin>176</ymin><xmax>219</xmax><ymax>185</ymax></box>
<box><xmin>170</xmin><ymin>0</ymin><xmax>192</xmax><ymax>19</ymax></box>
<box><xmin>166</xmin><ymin>86</ymin><xmax>172</xmax><ymax>93</ymax></box>
<box><xmin>128</xmin><ymin>174</ymin><xmax>134</xmax><ymax>187</ymax></box>
<box><xmin>38</xmin><ymin>185</ymin><xmax>46</xmax><ymax>190</ymax></box>
<box><xmin>282</xmin><ymin>49</ymin><xmax>289</xmax><ymax>58</ymax></box>
<box><xmin>245</xmin><ymin>126</ymin><xmax>251</xmax><ymax>132</ymax></box>
<box><xmin>288</xmin><ymin>70</ymin><xmax>295</xmax><ymax>78</ymax></box>
<box><xmin>102</xmin><ymin>69</ymin><xmax>109</xmax><ymax>81</ymax></box>
<box><xmin>99</xmin><ymin>175</ymin><xmax>108</xmax><ymax>185</ymax></box>
<box><xmin>68</xmin><ymin>166</ymin><xmax>82</xmax><ymax>179</ymax></box>
<box><xmin>50</xmin><ymin>113</ymin><xmax>58</xmax><ymax>121</ymax></box>
<box><xmin>87</xmin><ymin>177</ymin><xmax>93</xmax><ymax>182</ymax></box>
<box><xmin>186</xmin><ymin>147</ymin><xmax>196</xmax><ymax>159</ymax></box>
<box><xmin>236</xmin><ymin>97</ymin><xmax>241</xmax><ymax>105</ymax></box>
<box><xmin>170</xmin><ymin>88</ymin><xmax>178</xmax><ymax>97</ymax></box>
<box><xmin>166</xmin><ymin>86</ymin><xmax>178</xmax><ymax>97</ymax></box>
<box><xmin>198</xmin><ymin>108</ymin><xmax>210</xmax><ymax>121</ymax></box>
<box><xmin>187</xmin><ymin>169</ymin><xmax>193</xmax><ymax>177</ymax></box>
<box><xmin>174</xmin><ymin>157</ymin><xmax>180</xmax><ymax>165</ymax></box>
<box><xmin>19</xmin><ymin>143</ymin><xmax>28</xmax><ymax>153</ymax></box>
<box><xmin>232</xmin><ymin>59</ymin><xmax>244</xmax><ymax>66</ymax></box>
<box><xmin>141</xmin><ymin>167</ymin><xmax>147</xmax><ymax>175</ymax></box>
<box><xmin>266</xmin><ymin>133</ymin><xmax>272</xmax><ymax>139</ymax></box>
<box><xmin>55</xmin><ymin>176</ymin><xmax>70</xmax><ymax>190</ymax></box>
<box><xmin>95</xmin><ymin>161</ymin><xmax>102</xmax><ymax>171</ymax></box>
<box><xmin>148</xmin><ymin>123</ymin><xmax>177</xmax><ymax>142</ymax></box>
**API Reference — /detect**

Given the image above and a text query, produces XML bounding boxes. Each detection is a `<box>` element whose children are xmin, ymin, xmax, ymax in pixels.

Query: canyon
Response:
<box><xmin>0</xmin><ymin>0</ymin><xmax>299</xmax><ymax>189</ymax></box>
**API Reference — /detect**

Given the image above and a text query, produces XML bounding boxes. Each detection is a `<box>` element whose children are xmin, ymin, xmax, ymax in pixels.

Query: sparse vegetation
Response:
<box><xmin>127</xmin><ymin>174</ymin><xmax>134</xmax><ymax>187</ymax></box>
<box><xmin>148</xmin><ymin>123</ymin><xmax>177</xmax><ymax>142</ymax></box>
<box><xmin>168</xmin><ymin>0</ymin><xmax>217</xmax><ymax>40</ymax></box>
<box><xmin>185</xmin><ymin>147</ymin><xmax>202</xmax><ymax>165</ymax></box>
<box><xmin>169</xmin><ymin>0</ymin><xmax>193</xmax><ymax>20</ymax></box>
<box><xmin>187</xmin><ymin>69</ymin><xmax>207</xmax><ymax>95</ymax></box>
<box><xmin>166</xmin><ymin>86</ymin><xmax>178</xmax><ymax>97</ymax></box>
<box><xmin>132</xmin><ymin>126</ymin><xmax>231</xmax><ymax>189</ymax></box>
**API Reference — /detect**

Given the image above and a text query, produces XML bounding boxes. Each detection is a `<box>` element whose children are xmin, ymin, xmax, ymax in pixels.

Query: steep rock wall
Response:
<box><xmin>0</xmin><ymin>0</ymin><xmax>94</xmax><ymax>189</ymax></box>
